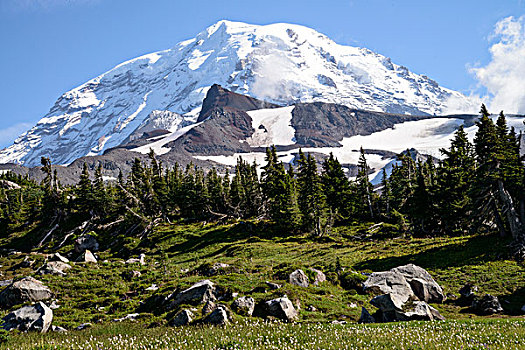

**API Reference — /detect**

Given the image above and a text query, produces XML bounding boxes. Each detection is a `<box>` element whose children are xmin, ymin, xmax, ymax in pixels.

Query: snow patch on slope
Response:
<box><xmin>131</xmin><ymin>122</ymin><xmax>203</xmax><ymax>156</ymax></box>
<box><xmin>245</xmin><ymin>106</ymin><xmax>296</xmax><ymax>147</ymax></box>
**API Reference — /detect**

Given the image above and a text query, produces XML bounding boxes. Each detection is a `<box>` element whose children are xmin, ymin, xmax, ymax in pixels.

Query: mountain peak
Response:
<box><xmin>0</xmin><ymin>20</ymin><xmax>477</xmax><ymax>166</ymax></box>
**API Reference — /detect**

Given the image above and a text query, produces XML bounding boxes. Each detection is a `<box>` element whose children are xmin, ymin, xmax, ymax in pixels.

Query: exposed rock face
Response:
<box><xmin>363</xmin><ymin>264</ymin><xmax>445</xmax><ymax>304</ymax></box>
<box><xmin>231</xmin><ymin>296</ymin><xmax>255</xmax><ymax>316</ymax></box>
<box><xmin>203</xmin><ymin>305</ymin><xmax>230</xmax><ymax>325</ymax></box>
<box><xmin>0</xmin><ymin>277</ymin><xmax>52</xmax><ymax>308</ymax></box>
<box><xmin>289</xmin><ymin>269</ymin><xmax>309</xmax><ymax>288</ymax></box>
<box><xmin>2</xmin><ymin>302</ymin><xmax>53</xmax><ymax>333</ymax></box>
<box><xmin>74</xmin><ymin>234</ymin><xmax>99</xmax><ymax>253</ymax></box>
<box><xmin>171</xmin><ymin>280</ymin><xmax>216</xmax><ymax>307</ymax></box>
<box><xmin>198</xmin><ymin>84</ymin><xmax>278</xmax><ymax>122</ymax></box>
<box><xmin>261</xmin><ymin>296</ymin><xmax>298</xmax><ymax>322</ymax></box>
<box><xmin>309</xmin><ymin>268</ymin><xmax>326</xmax><ymax>286</ymax></box>
<box><xmin>471</xmin><ymin>294</ymin><xmax>503</xmax><ymax>315</ymax></box>
<box><xmin>170</xmin><ymin>309</ymin><xmax>194</xmax><ymax>327</ymax></box>
<box><xmin>37</xmin><ymin>261</ymin><xmax>71</xmax><ymax>276</ymax></box>
<box><xmin>358</xmin><ymin>307</ymin><xmax>375</xmax><ymax>324</ymax></box>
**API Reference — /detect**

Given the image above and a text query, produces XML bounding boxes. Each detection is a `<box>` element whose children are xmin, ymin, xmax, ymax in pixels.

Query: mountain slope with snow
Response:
<box><xmin>0</xmin><ymin>20</ymin><xmax>477</xmax><ymax>166</ymax></box>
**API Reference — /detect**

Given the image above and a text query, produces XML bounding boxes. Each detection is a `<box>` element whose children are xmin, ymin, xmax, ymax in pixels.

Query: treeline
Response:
<box><xmin>0</xmin><ymin>105</ymin><xmax>524</xmax><ymax>258</ymax></box>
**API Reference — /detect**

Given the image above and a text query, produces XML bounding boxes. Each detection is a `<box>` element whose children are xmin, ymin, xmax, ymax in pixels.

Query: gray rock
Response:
<box><xmin>170</xmin><ymin>309</ymin><xmax>194</xmax><ymax>326</ymax></box>
<box><xmin>231</xmin><ymin>296</ymin><xmax>255</xmax><ymax>316</ymax></box>
<box><xmin>51</xmin><ymin>325</ymin><xmax>67</xmax><ymax>333</ymax></box>
<box><xmin>263</xmin><ymin>296</ymin><xmax>298</xmax><ymax>322</ymax></box>
<box><xmin>289</xmin><ymin>269</ymin><xmax>309</xmax><ymax>288</ymax></box>
<box><xmin>113</xmin><ymin>313</ymin><xmax>140</xmax><ymax>322</ymax></box>
<box><xmin>0</xmin><ymin>276</ymin><xmax>52</xmax><ymax>308</ymax></box>
<box><xmin>171</xmin><ymin>280</ymin><xmax>216</xmax><ymax>307</ymax></box>
<box><xmin>358</xmin><ymin>307</ymin><xmax>375</xmax><ymax>323</ymax></box>
<box><xmin>521</xmin><ymin>304</ymin><xmax>525</xmax><ymax>314</ymax></box>
<box><xmin>459</xmin><ymin>283</ymin><xmax>478</xmax><ymax>299</ymax></box>
<box><xmin>309</xmin><ymin>268</ymin><xmax>326</xmax><ymax>286</ymax></box>
<box><xmin>77</xmin><ymin>250</ymin><xmax>97</xmax><ymax>263</ymax></box>
<box><xmin>370</xmin><ymin>293</ymin><xmax>408</xmax><ymax>313</ymax></box>
<box><xmin>75</xmin><ymin>323</ymin><xmax>92</xmax><ymax>330</ymax></box>
<box><xmin>37</xmin><ymin>261</ymin><xmax>71</xmax><ymax>276</ymax></box>
<box><xmin>50</xmin><ymin>253</ymin><xmax>69</xmax><ymax>263</ymax></box>
<box><xmin>2</xmin><ymin>302</ymin><xmax>53</xmax><ymax>333</ymax></box>
<box><xmin>306</xmin><ymin>305</ymin><xmax>317</xmax><ymax>312</ymax></box>
<box><xmin>203</xmin><ymin>305</ymin><xmax>229</xmax><ymax>325</ymax></box>
<box><xmin>400</xmin><ymin>301</ymin><xmax>445</xmax><ymax>321</ymax></box>
<box><xmin>125</xmin><ymin>254</ymin><xmax>146</xmax><ymax>265</ymax></box>
<box><xmin>471</xmin><ymin>294</ymin><xmax>503</xmax><ymax>315</ymax></box>
<box><xmin>202</xmin><ymin>300</ymin><xmax>216</xmax><ymax>315</ymax></box>
<box><xmin>363</xmin><ymin>264</ymin><xmax>445</xmax><ymax>304</ymax></box>
<box><xmin>20</xmin><ymin>256</ymin><xmax>35</xmax><ymax>268</ymax></box>
<box><xmin>266</xmin><ymin>282</ymin><xmax>282</xmax><ymax>290</ymax></box>
<box><xmin>204</xmin><ymin>263</ymin><xmax>230</xmax><ymax>276</ymax></box>
<box><xmin>74</xmin><ymin>234</ymin><xmax>99</xmax><ymax>253</ymax></box>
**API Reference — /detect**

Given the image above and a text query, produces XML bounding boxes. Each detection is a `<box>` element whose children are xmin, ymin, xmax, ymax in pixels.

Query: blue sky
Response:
<box><xmin>0</xmin><ymin>0</ymin><xmax>524</xmax><ymax>147</ymax></box>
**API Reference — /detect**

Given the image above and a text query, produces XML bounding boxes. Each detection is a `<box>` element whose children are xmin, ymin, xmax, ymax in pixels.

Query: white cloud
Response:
<box><xmin>1</xmin><ymin>0</ymin><xmax>98</xmax><ymax>12</ymax></box>
<box><xmin>472</xmin><ymin>16</ymin><xmax>525</xmax><ymax>114</ymax></box>
<box><xmin>0</xmin><ymin>123</ymin><xmax>33</xmax><ymax>149</ymax></box>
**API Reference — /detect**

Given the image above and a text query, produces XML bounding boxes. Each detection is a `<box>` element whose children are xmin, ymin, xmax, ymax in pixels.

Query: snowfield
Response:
<box><xmin>194</xmin><ymin>116</ymin><xmax>525</xmax><ymax>184</ymax></box>
<box><xmin>245</xmin><ymin>106</ymin><xmax>296</xmax><ymax>147</ymax></box>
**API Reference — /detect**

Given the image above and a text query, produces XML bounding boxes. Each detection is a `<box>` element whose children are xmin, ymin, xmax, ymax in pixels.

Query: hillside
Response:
<box><xmin>1</xmin><ymin>222</ymin><xmax>524</xmax><ymax>348</ymax></box>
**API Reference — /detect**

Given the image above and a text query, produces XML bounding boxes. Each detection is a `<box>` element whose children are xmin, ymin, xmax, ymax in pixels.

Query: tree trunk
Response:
<box><xmin>497</xmin><ymin>180</ymin><xmax>523</xmax><ymax>240</ymax></box>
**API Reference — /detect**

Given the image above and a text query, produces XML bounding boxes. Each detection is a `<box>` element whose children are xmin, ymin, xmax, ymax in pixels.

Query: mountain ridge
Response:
<box><xmin>0</xmin><ymin>20</ymin><xmax>477</xmax><ymax>167</ymax></box>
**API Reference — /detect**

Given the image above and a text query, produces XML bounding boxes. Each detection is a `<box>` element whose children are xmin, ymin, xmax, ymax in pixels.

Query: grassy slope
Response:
<box><xmin>0</xmin><ymin>221</ymin><xmax>524</xmax><ymax>348</ymax></box>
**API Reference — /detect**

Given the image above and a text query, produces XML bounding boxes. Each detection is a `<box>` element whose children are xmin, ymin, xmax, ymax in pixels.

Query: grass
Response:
<box><xmin>0</xmin><ymin>220</ymin><xmax>524</xmax><ymax>348</ymax></box>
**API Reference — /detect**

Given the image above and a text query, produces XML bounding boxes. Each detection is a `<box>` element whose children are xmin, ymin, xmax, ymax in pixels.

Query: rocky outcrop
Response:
<box><xmin>50</xmin><ymin>253</ymin><xmax>69</xmax><ymax>263</ymax></box>
<box><xmin>289</xmin><ymin>269</ymin><xmax>309</xmax><ymax>288</ymax></box>
<box><xmin>0</xmin><ymin>277</ymin><xmax>52</xmax><ymax>308</ymax></box>
<box><xmin>231</xmin><ymin>296</ymin><xmax>255</xmax><ymax>316</ymax></box>
<box><xmin>170</xmin><ymin>309</ymin><xmax>194</xmax><ymax>327</ymax></box>
<box><xmin>202</xmin><ymin>300</ymin><xmax>216</xmax><ymax>315</ymax></box>
<box><xmin>74</xmin><ymin>234</ymin><xmax>99</xmax><ymax>253</ymax></box>
<box><xmin>2</xmin><ymin>302</ymin><xmax>53</xmax><ymax>333</ymax></box>
<box><xmin>37</xmin><ymin>261</ymin><xmax>71</xmax><ymax>276</ymax></box>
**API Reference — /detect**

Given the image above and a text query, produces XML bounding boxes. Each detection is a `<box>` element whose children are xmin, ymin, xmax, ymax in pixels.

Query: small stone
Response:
<box><xmin>78</xmin><ymin>250</ymin><xmax>97</xmax><ymax>263</ymax></box>
<box><xmin>145</xmin><ymin>284</ymin><xmax>158</xmax><ymax>291</ymax></box>
<box><xmin>75</xmin><ymin>323</ymin><xmax>92</xmax><ymax>330</ymax></box>
<box><xmin>113</xmin><ymin>313</ymin><xmax>140</xmax><ymax>322</ymax></box>
<box><xmin>50</xmin><ymin>253</ymin><xmax>69</xmax><ymax>263</ymax></box>
<box><xmin>306</xmin><ymin>305</ymin><xmax>317</xmax><ymax>312</ymax></box>
<box><xmin>203</xmin><ymin>305</ymin><xmax>229</xmax><ymax>325</ymax></box>
<box><xmin>37</xmin><ymin>261</ymin><xmax>71</xmax><ymax>276</ymax></box>
<box><xmin>51</xmin><ymin>325</ymin><xmax>67</xmax><ymax>333</ymax></box>
<box><xmin>309</xmin><ymin>268</ymin><xmax>326</xmax><ymax>286</ymax></box>
<box><xmin>266</xmin><ymin>282</ymin><xmax>282</xmax><ymax>290</ymax></box>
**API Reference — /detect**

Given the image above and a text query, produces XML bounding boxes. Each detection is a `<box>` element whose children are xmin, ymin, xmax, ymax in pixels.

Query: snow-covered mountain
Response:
<box><xmin>0</xmin><ymin>20</ymin><xmax>477</xmax><ymax>166</ymax></box>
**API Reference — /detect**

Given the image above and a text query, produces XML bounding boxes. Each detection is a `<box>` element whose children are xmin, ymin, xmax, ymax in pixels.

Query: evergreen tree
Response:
<box><xmin>321</xmin><ymin>153</ymin><xmax>352</xmax><ymax>221</ymax></box>
<box><xmin>356</xmin><ymin>148</ymin><xmax>374</xmax><ymax>219</ymax></box>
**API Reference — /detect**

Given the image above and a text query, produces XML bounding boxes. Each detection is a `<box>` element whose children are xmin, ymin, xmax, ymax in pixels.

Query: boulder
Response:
<box><xmin>0</xmin><ymin>277</ymin><xmax>52</xmax><ymax>308</ymax></box>
<box><xmin>459</xmin><ymin>283</ymin><xmax>478</xmax><ymax>299</ymax></box>
<box><xmin>203</xmin><ymin>305</ymin><xmax>230</xmax><ymax>325</ymax></box>
<box><xmin>363</xmin><ymin>264</ymin><xmax>445</xmax><ymax>303</ymax></box>
<box><xmin>170</xmin><ymin>309</ymin><xmax>194</xmax><ymax>327</ymax></box>
<box><xmin>400</xmin><ymin>301</ymin><xmax>445</xmax><ymax>321</ymax></box>
<box><xmin>78</xmin><ymin>250</ymin><xmax>97</xmax><ymax>263</ymax></box>
<box><xmin>74</xmin><ymin>234</ymin><xmax>99</xmax><ymax>253</ymax></box>
<box><xmin>202</xmin><ymin>300</ymin><xmax>216</xmax><ymax>315</ymax></box>
<box><xmin>231</xmin><ymin>296</ymin><xmax>255</xmax><ymax>316</ymax></box>
<box><xmin>289</xmin><ymin>269</ymin><xmax>309</xmax><ymax>288</ymax></box>
<box><xmin>471</xmin><ymin>294</ymin><xmax>503</xmax><ymax>315</ymax></box>
<box><xmin>370</xmin><ymin>294</ymin><xmax>445</xmax><ymax>322</ymax></box>
<box><xmin>2</xmin><ymin>302</ymin><xmax>53</xmax><ymax>333</ymax></box>
<box><xmin>358</xmin><ymin>307</ymin><xmax>375</xmax><ymax>323</ymax></box>
<box><xmin>170</xmin><ymin>280</ymin><xmax>216</xmax><ymax>307</ymax></box>
<box><xmin>309</xmin><ymin>268</ymin><xmax>326</xmax><ymax>286</ymax></box>
<box><xmin>37</xmin><ymin>261</ymin><xmax>71</xmax><ymax>276</ymax></box>
<box><xmin>50</xmin><ymin>253</ymin><xmax>69</xmax><ymax>263</ymax></box>
<box><xmin>262</xmin><ymin>296</ymin><xmax>298</xmax><ymax>322</ymax></box>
